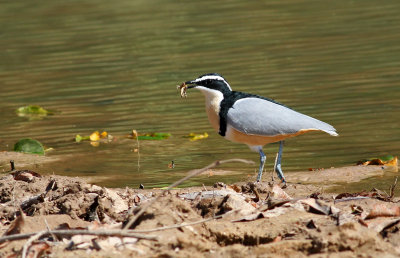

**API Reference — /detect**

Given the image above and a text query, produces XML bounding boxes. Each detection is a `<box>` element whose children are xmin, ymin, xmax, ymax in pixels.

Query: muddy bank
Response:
<box><xmin>1</xmin><ymin>166</ymin><xmax>400</xmax><ymax>257</ymax></box>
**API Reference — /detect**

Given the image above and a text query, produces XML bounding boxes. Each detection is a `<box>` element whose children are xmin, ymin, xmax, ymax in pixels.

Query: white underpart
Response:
<box><xmin>195</xmin><ymin>86</ymin><xmax>224</xmax><ymax>112</ymax></box>
<box><xmin>193</xmin><ymin>75</ymin><xmax>232</xmax><ymax>91</ymax></box>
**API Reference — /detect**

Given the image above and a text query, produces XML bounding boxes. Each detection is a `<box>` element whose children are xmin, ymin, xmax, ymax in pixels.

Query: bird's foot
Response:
<box><xmin>281</xmin><ymin>179</ymin><xmax>287</xmax><ymax>189</ymax></box>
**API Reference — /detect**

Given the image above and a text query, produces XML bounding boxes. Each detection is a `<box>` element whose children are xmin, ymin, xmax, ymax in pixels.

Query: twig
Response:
<box><xmin>22</xmin><ymin>231</ymin><xmax>47</xmax><ymax>258</ymax></box>
<box><xmin>334</xmin><ymin>196</ymin><xmax>370</xmax><ymax>203</ymax></box>
<box><xmin>0</xmin><ymin>229</ymin><xmax>157</xmax><ymax>244</ymax></box>
<box><xmin>123</xmin><ymin>158</ymin><xmax>254</xmax><ymax>231</ymax></box>
<box><xmin>44</xmin><ymin>218</ymin><xmax>57</xmax><ymax>241</ymax></box>
<box><xmin>389</xmin><ymin>176</ymin><xmax>398</xmax><ymax>200</ymax></box>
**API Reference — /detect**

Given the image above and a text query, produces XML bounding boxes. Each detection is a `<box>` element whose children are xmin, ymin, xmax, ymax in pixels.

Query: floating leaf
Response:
<box><xmin>90</xmin><ymin>131</ymin><xmax>101</xmax><ymax>141</ymax></box>
<box><xmin>75</xmin><ymin>131</ymin><xmax>109</xmax><ymax>144</ymax></box>
<box><xmin>90</xmin><ymin>141</ymin><xmax>100</xmax><ymax>147</ymax></box>
<box><xmin>129</xmin><ymin>130</ymin><xmax>171</xmax><ymax>140</ymax></box>
<box><xmin>185</xmin><ymin>132</ymin><xmax>208</xmax><ymax>141</ymax></box>
<box><xmin>16</xmin><ymin>105</ymin><xmax>53</xmax><ymax>118</ymax></box>
<box><xmin>13</xmin><ymin>138</ymin><xmax>45</xmax><ymax>155</ymax></box>
<box><xmin>357</xmin><ymin>155</ymin><xmax>398</xmax><ymax>167</ymax></box>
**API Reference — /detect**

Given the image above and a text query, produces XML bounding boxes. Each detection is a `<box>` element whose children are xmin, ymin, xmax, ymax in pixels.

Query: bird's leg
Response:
<box><xmin>274</xmin><ymin>141</ymin><xmax>287</xmax><ymax>185</ymax></box>
<box><xmin>256</xmin><ymin>148</ymin><xmax>266</xmax><ymax>182</ymax></box>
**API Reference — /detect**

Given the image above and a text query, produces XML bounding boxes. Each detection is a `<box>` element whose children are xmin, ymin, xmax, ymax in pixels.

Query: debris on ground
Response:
<box><xmin>1</xmin><ymin>172</ymin><xmax>400</xmax><ymax>257</ymax></box>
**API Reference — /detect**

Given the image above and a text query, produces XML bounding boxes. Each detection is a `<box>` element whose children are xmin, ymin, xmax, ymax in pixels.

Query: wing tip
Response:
<box><xmin>327</xmin><ymin>130</ymin><xmax>339</xmax><ymax>137</ymax></box>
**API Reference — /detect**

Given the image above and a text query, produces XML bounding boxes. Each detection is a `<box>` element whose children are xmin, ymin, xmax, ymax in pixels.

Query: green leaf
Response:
<box><xmin>75</xmin><ymin>134</ymin><xmax>91</xmax><ymax>142</ymax></box>
<box><xmin>16</xmin><ymin>105</ymin><xmax>53</xmax><ymax>118</ymax></box>
<box><xmin>377</xmin><ymin>155</ymin><xmax>394</xmax><ymax>162</ymax></box>
<box><xmin>137</xmin><ymin>133</ymin><xmax>171</xmax><ymax>140</ymax></box>
<box><xmin>13</xmin><ymin>138</ymin><xmax>45</xmax><ymax>155</ymax></box>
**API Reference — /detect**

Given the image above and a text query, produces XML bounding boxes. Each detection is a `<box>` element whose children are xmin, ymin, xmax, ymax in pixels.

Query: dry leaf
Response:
<box><xmin>3</xmin><ymin>210</ymin><xmax>24</xmax><ymax>236</ymax></box>
<box><xmin>11</xmin><ymin>170</ymin><xmax>41</xmax><ymax>182</ymax></box>
<box><xmin>26</xmin><ymin>242</ymin><xmax>50</xmax><ymax>258</ymax></box>
<box><xmin>364</xmin><ymin>204</ymin><xmax>400</xmax><ymax>220</ymax></box>
<box><xmin>100</xmin><ymin>131</ymin><xmax>108</xmax><ymax>138</ymax></box>
<box><xmin>271</xmin><ymin>185</ymin><xmax>291</xmax><ymax>200</ymax></box>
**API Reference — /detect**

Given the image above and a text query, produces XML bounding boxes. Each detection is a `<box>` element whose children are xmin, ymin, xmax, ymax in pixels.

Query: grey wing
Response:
<box><xmin>227</xmin><ymin>98</ymin><xmax>337</xmax><ymax>136</ymax></box>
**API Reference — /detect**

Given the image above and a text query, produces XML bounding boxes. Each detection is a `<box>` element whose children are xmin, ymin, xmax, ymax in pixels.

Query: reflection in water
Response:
<box><xmin>0</xmin><ymin>1</ymin><xmax>399</xmax><ymax>191</ymax></box>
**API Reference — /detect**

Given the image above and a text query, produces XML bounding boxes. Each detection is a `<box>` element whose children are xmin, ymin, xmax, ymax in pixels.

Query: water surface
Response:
<box><xmin>0</xmin><ymin>0</ymin><xmax>399</xmax><ymax>190</ymax></box>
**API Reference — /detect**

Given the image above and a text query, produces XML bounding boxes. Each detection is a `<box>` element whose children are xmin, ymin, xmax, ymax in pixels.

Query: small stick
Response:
<box><xmin>0</xmin><ymin>229</ymin><xmax>157</xmax><ymax>244</ymax></box>
<box><xmin>123</xmin><ymin>159</ymin><xmax>254</xmax><ymax>231</ymax></box>
<box><xmin>334</xmin><ymin>196</ymin><xmax>370</xmax><ymax>203</ymax></box>
<box><xmin>22</xmin><ymin>231</ymin><xmax>47</xmax><ymax>258</ymax></box>
<box><xmin>10</xmin><ymin>160</ymin><xmax>15</xmax><ymax>171</ymax></box>
<box><xmin>389</xmin><ymin>176</ymin><xmax>398</xmax><ymax>200</ymax></box>
<box><xmin>44</xmin><ymin>218</ymin><xmax>57</xmax><ymax>241</ymax></box>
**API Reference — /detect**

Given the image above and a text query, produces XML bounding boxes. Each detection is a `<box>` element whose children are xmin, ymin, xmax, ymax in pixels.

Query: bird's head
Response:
<box><xmin>185</xmin><ymin>73</ymin><xmax>232</xmax><ymax>95</ymax></box>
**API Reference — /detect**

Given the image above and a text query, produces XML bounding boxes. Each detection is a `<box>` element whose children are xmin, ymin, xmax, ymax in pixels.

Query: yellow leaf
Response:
<box><xmin>90</xmin><ymin>141</ymin><xmax>100</xmax><ymax>147</ymax></box>
<box><xmin>90</xmin><ymin>131</ymin><xmax>100</xmax><ymax>142</ymax></box>
<box><xmin>188</xmin><ymin>132</ymin><xmax>209</xmax><ymax>141</ymax></box>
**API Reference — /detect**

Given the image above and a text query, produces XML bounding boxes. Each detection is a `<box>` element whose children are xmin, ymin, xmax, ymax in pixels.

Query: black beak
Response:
<box><xmin>185</xmin><ymin>80</ymin><xmax>197</xmax><ymax>89</ymax></box>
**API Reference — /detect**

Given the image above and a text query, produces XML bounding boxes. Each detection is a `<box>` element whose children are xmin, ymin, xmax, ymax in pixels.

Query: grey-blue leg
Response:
<box><xmin>256</xmin><ymin>148</ymin><xmax>266</xmax><ymax>182</ymax></box>
<box><xmin>274</xmin><ymin>141</ymin><xmax>286</xmax><ymax>183</ymax></box>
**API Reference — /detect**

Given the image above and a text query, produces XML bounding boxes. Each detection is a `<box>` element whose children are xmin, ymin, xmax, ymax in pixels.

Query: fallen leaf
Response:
<box><xmin>3</xmin><ymin>210</ymin><xmax>24</xmax><ymax>236</ymax></box>
<box><xmin>75</xmin><ymin>131</ymin><xmax>110</xmax><ymax>145</ymax></box>
<box><xmin>228</xmin><ymin>184</ymin><xmax>241</xmax><ymax>193</ymax></box>
<box><xmin>26</xmin><ymin>242</ymin><xmax>50</xmax><ymax>258</ymax></box>
<box><xmin>271</xmin><ymin>184</ymin><xmax>291</xmax><ymax>200</ymax></box>
<box><xmin>100</xmin><ymin>131</ymin><xmax>108</xmax><ymax>138</ymax></box>
<box><xmin>364</xmin><ymin>204</ymin><xmax>400</xmax><ymax>220</ymax></box>
<box><xmin>129</xmin><ymin>130</ymin><xmax>171</xmax><ymax>140</ymax></box>
<box><xmin>185</xmin><ymin>132</ymin><xmax>208</xmax><ymax>141</ymax></box>
<box><xmin>300</xmin><ymin>198</ymin><xmax>339</xmax><ymax>216</ymax></box>
<box><xmin>16</xmin><ymin>105</ymin><xmax>54</xmax><ymax>119</ymax></box>
<box><xmin>90</xmin><ymin>141</ymin><xmax>100</xmax><ymax>147</ymax></box>
<box><xmin>357</xmin><ymin>155</ymin><xmax>398</xmax><ymax>166</ymax></box>
<box><xmin>13</xmin><ymin>138</ymin><xmax>45</xmax><ymax>155</ymax></box>
<box><xmin>75</xmin><ymin>134</ymin><xmax>89</xmax><ymax>142</ymax></box>
<box><xmin>11</xmin><ymin>170</ymin><xmax>41</xmax><ymax>182</ymax></box>
<box><xmin>363</xmin><ymin>217</ymin><xmax>400</xmax><ymax>233</ymax></box>
<box><xmin>90</xmin><ymin>131</ymin><xmax>101</xmax><ymax>141</ymax></box>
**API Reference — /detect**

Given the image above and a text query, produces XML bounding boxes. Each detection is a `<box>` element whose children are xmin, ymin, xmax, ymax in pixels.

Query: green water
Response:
<box><xmin>0</xmin><ymin>0</ymin><xmax>399</xmax><ymax>189</ymax></box>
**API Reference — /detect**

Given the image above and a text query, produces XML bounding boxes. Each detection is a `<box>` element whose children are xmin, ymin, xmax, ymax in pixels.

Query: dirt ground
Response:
<box><xmin>0</xmin><ymin>153</ymin><xmax>400</xmax><ymax>257</ymax></box>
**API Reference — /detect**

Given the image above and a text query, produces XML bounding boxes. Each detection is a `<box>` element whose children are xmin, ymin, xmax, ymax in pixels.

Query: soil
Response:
<box><xmin>0</xmin><ymin>152</ymin><xmax>400</xmax><ymax>257</ymax></box>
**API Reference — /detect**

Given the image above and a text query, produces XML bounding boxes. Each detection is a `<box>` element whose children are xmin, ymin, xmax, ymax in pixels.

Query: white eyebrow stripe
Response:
<box><xmin>194</xmin><ymin>75</ymin><xmax>232</xmax><ymax>90</ymax></box>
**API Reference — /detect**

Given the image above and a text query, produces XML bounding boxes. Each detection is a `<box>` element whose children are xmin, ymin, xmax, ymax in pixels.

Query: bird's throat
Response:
<box><xmin>198</xmin><ymin>87</ymin><xmax>224</xmax><ymax>134</ymax></box>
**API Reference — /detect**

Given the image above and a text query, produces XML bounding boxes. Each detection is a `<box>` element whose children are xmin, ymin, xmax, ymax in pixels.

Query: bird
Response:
<box><xmin>182</xmin><ymin>73</ymin><xmax>338</xmax><ymax>184</ymax></box>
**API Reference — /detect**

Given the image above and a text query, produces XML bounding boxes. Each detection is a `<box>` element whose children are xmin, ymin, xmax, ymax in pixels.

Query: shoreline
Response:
<box><xmin>1</xmin><ymin>159</ymin><xmax>399</xmax><ymax>257</ymax></box>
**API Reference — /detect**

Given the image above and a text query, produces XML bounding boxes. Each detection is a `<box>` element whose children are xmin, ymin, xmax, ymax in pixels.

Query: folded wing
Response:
<box><xmin>227</xmin><ymin>97</ymin><xmax>338</xmax><ymax>136</ymax></box>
